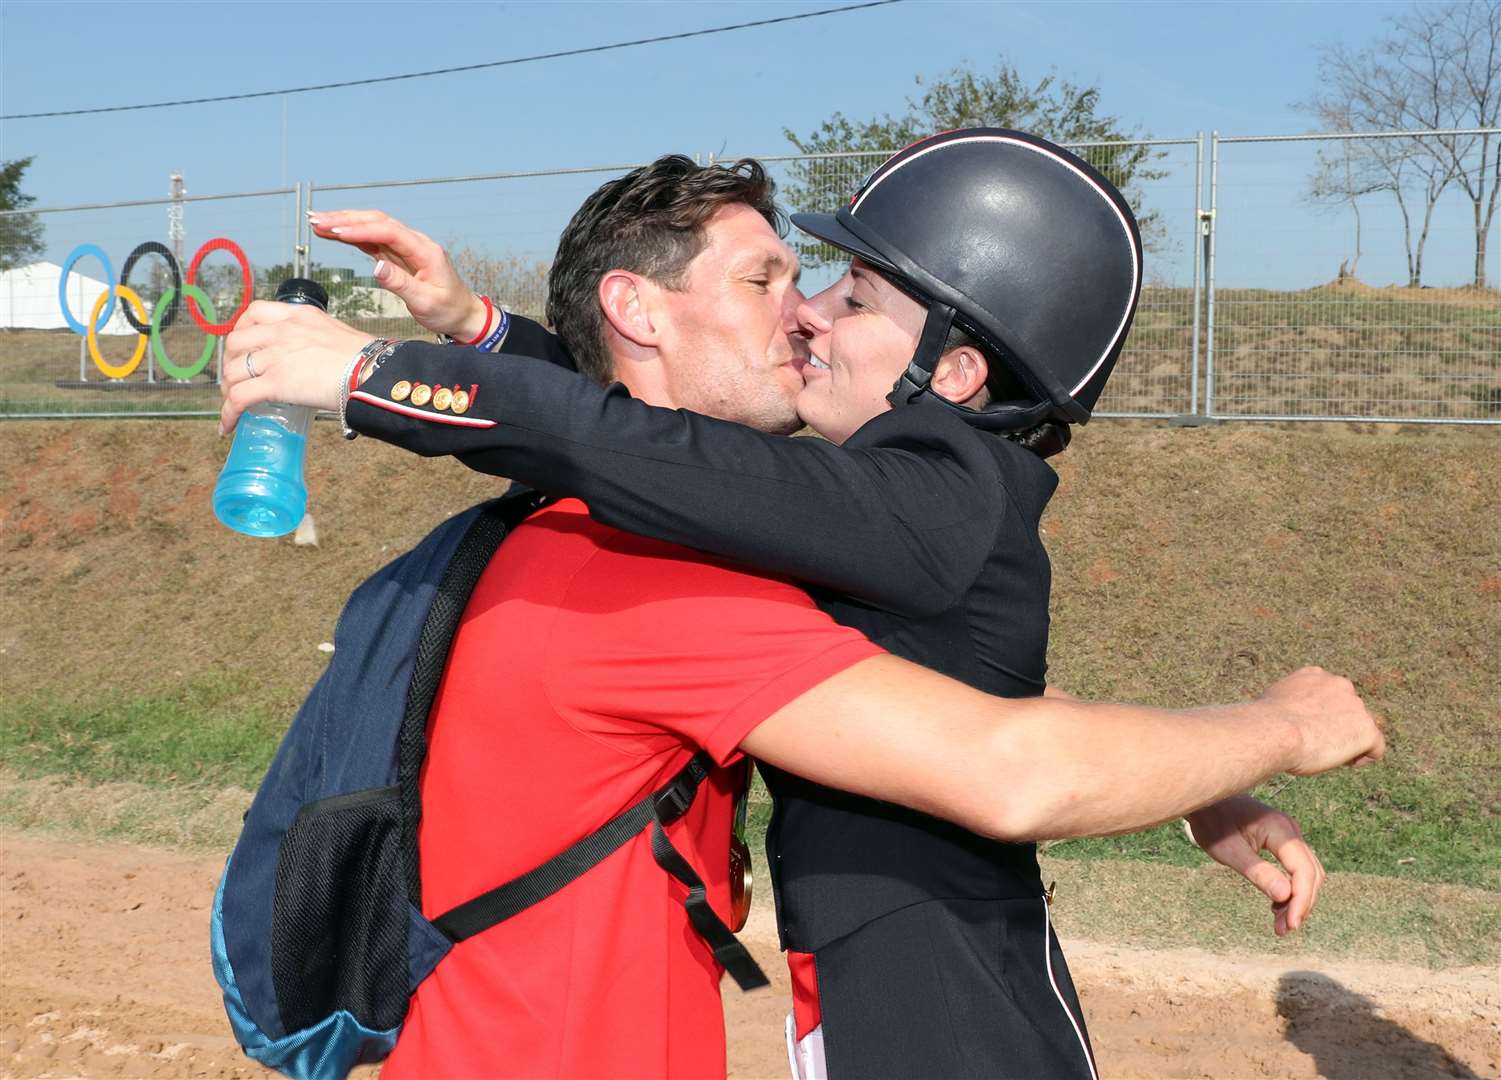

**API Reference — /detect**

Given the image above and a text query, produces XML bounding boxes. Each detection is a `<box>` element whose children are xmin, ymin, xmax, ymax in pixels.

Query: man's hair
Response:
<box><xmin>546</xmin><ymin>154</ymin><xmax>783</xmax><ymax>383</ymax></box>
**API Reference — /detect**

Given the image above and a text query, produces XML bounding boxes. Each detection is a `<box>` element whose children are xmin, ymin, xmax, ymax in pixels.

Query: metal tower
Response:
<box><xmin>168</xmin><ymin>173</ymin><xmax>186</xmax><ymax>263</ymax></box>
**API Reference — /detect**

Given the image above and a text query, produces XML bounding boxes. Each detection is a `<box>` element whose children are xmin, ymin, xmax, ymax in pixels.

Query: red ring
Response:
<box><xmin>185</xmin><ymin>237</ymin><xmax>254</xmax><ymax>334</ymax></box>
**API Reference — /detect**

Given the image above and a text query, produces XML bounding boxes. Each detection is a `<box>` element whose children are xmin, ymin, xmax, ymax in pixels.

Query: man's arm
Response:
<box><xmin>741</xmin><ymin>658</ymin><xmax>1384</xmax><ymax>842</ymax></box>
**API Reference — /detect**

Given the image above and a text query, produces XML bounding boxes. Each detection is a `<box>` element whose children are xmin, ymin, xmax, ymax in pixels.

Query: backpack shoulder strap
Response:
<box><xmin>398</xmin><ymin>488</ymin><xmax>551</xmax><ymax>910</ymax></box>
<box><xmin>431</xmin><ymin>752</ymin><xmax>768</xmax><ymax>991</ymax></box>
<box><xmin>400</xmin><ymin>487</ymin><xmax>768</xmax><ymax>992</ymax></box>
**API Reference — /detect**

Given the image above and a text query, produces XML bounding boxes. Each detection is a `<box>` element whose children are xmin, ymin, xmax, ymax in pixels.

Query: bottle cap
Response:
<box><xmin>274</xmin><ymin>277</ymin><xmax>330</xmax><ymax>310</ymax></box>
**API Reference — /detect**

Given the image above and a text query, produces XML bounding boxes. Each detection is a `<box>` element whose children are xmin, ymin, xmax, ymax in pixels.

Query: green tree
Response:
<box><xmin>0</xmin><ymin>157</ymin><xmax>46</xmax><ymax>272</ymax></box>
<box><xmin>781</xmin><ymin>63</ymin><xmax>1166</xmax><ymax>266</ymax></box>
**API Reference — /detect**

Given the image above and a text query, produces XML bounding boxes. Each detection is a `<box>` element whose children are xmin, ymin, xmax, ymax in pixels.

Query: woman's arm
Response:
<box><xmin>348</xmin><ymin>331</ymin><xmax>1003</xmax><ymax>617</ymax></box>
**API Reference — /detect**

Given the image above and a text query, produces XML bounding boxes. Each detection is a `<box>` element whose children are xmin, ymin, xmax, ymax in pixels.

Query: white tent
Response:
<box><xmin>344</xmin><ymin>283</ymin><xmax>411</xmax><ymax>320</ymax></box>
<box><xmin>1</xmin><ymin>261</ymin><xmax>137</xmax><ymax>335</ymax></box>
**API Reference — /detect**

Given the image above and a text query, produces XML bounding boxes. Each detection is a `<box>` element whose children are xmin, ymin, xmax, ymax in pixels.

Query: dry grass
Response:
<box><xmin>1038</xmin><ymin>855</ymin><xmax>1501</xmax><ymax>969</ymax></box>
<box><xmin>1</xmin><ymin>419</ymin><xmax>1497</xmax><ymax>897</ymax></box>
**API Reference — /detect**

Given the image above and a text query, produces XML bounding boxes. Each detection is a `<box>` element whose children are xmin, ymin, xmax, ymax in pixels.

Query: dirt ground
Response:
<box><xmin>2</xmin><ymin>832</ymin><xmax>1497</xmax><ymax>1080</ymax></box>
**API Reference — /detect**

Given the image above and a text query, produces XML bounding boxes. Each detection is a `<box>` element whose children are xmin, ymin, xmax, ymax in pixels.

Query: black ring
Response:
<box><xmin>119</xmin><ymin>241</ymin><xmax>182</xmax><ymax>333</ymax></box>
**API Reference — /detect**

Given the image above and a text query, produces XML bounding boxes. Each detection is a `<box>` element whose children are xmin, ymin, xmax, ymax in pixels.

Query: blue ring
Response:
<box><xmin>58</xmin><ymin>244</ymin><xmax>116</xmax><ymax>335</ymax></box>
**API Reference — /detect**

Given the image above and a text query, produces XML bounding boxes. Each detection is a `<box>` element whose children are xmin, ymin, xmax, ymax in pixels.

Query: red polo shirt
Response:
<box><xmin>383</xmin><ymin>499</ymin><xmax>882</xmax><ymax>1080</ymax></box>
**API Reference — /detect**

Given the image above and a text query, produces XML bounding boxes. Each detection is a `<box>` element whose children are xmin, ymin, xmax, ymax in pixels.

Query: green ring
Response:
<box><xmin>150</xmin><ymin>284</ymin><xmax>217</xmax><ymax>379</ymax></box>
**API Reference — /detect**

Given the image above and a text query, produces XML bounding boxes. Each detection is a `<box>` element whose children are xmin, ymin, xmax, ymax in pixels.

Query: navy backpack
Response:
<box><xmin>211</xmin><ymin>490</ymin><xmax>766</xmax><ymax>1080</ymax></box>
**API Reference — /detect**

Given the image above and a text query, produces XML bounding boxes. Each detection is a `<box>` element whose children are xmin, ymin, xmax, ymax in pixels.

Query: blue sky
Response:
<box><xmin>2</xmin><ymin>0</ymin><xmax>1491</xmax><ymax>289</ymax></box>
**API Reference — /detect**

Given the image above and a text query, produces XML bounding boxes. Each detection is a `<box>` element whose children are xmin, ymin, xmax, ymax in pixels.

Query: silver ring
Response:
<box><xmin>245</xmin><ymin>352</ymin><xmax>260</xmax><ymax>379</ymax></box>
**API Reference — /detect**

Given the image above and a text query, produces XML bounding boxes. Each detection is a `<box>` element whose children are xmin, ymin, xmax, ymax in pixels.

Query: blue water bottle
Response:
<box><xmin>213</xmin><ymin>278</ymin><xmax>330</xmax><ymax>537</ymax></box>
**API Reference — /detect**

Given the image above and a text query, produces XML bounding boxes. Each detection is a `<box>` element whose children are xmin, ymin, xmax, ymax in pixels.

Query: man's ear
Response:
<box><xmin>931</xmin><ymin>345</ymin><xmax>989</xmax><ymax>407</ymax></box>
<box><xmin>598</xmin><ymin>270</ymin><xmax>661</xmax><ymax>350</ymax></box>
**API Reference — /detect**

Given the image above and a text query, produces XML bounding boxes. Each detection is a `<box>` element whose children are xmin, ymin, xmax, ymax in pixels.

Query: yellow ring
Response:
<box><xmin>87</xmin><ymin>285</ymin><xmax>149</xmax><ymax>379</ymax></box>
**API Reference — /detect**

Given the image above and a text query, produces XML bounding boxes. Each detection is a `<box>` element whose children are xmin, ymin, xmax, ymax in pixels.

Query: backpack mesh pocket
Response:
<box><xmin>271</xmin><ymin>786</ymin><xmax>412</xmax><ymax>1035</ymax></box>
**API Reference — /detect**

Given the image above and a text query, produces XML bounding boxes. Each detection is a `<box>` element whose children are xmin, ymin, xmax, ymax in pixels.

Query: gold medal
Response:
<box><xmin>409</xmin><ymin>383</ymin><xmax>432</xmax><ymax>407</ymax></box>
<box><xmin>451</xmin><ymin>390</ymin><xmax>471</xmax><ymax>414</ymax></box>
<box><xmin>390</xmin><ymin>380</ymin><xmax>412</xmax><ymax>402</ymax></box>
<box><xmin>729</xmin><ymin>762</ymin><xmax>753</xmax><ymax>932</ymax></box>
<box><xmin>432</xmin><ymin>386</ymin><xmax>454</xmax><ymax>411</ymax></box>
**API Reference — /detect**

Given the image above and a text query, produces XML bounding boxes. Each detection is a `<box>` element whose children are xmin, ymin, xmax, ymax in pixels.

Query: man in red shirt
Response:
<box><xmin>385</xmin><ymin>498</ymin><xmax>884</xmax><ymax>1078</ymax></box>
<box><xmin>223</xmin><ymin>162</ymin><xmax>1383</xmax><ymax>1080</ymax></box>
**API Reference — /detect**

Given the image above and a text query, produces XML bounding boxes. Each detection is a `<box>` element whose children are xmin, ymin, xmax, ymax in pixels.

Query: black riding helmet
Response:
<box><xmin>793</xmin><ymin>128</ymin><xmax>1143</xmax><ymax>432</ymax></box>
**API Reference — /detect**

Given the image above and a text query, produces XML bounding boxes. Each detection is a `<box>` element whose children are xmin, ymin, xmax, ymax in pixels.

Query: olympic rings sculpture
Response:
<box><xmin>58</xmin><ymin>238</ymin><xmax>253</xmax><ymax>380</ymax></box>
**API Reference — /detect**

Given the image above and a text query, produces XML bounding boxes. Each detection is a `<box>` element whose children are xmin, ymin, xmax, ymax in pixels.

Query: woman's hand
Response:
<box><xmin>307</xmin><ymin>209</ymin><xmax>488</xmax><ymax>340</ymax></box>
<box><xmin>1184</xmin><ymin>794</ymin><xmax>1326</xmax><ymax>936</ymax></box>
<box><xmin>220</xmin><ymin>300</ymin><xmax>375</xmax><ymax>433</ymax></box>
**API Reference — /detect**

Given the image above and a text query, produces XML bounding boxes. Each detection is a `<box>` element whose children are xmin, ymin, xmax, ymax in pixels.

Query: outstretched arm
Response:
<box><xmin>221</xmin><ymin>302</ymin><xmax>999</xmax><ymax>617</ymax></box>
<box><xmin>745</xmin><ymin>662</ymin><xmax>1385</xmax><ymax>843</ymax></box>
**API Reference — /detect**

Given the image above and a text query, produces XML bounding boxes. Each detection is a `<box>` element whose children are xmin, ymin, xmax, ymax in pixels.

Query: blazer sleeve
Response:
<box><xmin>346</xmin><ymin>327</ymin><xmax>1003</xmax><ymax>617</ymax></box>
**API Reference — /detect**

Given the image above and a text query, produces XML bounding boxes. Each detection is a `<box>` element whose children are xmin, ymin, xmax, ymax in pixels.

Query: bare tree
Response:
<box><xmin>1303</xmin><ymin>1</ymin><xmax>1499</xmax><ymax>288</ymax></box>
<box><xmin>1421</xmin><ymin>1</ymin><xmax>1501</xmax><ymax>288</ymax></box>
<box><xmin>1307</xmin><ymin>136</ymin><xmax>1386</xmax><ymax>281</ymax></box>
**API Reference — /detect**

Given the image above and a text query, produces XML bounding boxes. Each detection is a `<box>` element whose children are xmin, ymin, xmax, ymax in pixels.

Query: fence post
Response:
<box><xmin>1203</xmin><ymin>130</ymin><xmax>1220</xmax><ymax>420</ymax></box>
<box><xmin>1189</xmin><ymin>131</ymin><xmax>1205</xmax><ymax>417</ymax></box>
<box><xmin>299</xmin><ymin>182</ymin><xmax>314</xmax><ymax>277</ymax></box>
<box><xmin>294</xmin><ymin>182</ymin><xmax>303</xmax><ymax>279</ymax></box>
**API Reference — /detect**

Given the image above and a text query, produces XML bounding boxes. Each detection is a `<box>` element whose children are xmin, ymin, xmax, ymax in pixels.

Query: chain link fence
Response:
<box><xmin>2</xmin><ymin>128</ymin><xmax>1495</xmax><ymax>423</ymax></box>
<box><xmin>303</xmin><ymin>163</ymin><xmax>644</xmax><ymax>345</ymax></box>
<box><xmin>1206</xmin><ymin>129</ymin><xmax>1499</xmax><ymax>423</ymax></box>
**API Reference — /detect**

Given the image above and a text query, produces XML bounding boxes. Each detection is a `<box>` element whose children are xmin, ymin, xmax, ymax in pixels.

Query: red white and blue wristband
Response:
<box><xmin>475</xmin><ymin>307</ymin><xmax>510</xmax><ymax>352</ymax></box>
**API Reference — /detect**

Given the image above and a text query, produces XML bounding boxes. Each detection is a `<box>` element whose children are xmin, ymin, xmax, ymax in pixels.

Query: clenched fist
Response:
<box><xmin>1258</xmin><ymin>666</ymin><xmax>1386</xmax><ymax>776</ymax></box>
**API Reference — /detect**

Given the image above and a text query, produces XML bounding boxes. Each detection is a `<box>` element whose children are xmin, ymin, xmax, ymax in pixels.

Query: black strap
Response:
<box><xmin>406</xmin><ymin>495</ymin><xmax>766</xmax><ymax>989</ymax></box>
<box><xmin>432</xmin><ymin>753</ymin><xmax>705</xmax><ymax>940</ymax></box>
<box><xmin>399</xmin><ymin>489</ymin><xmax>551</xmax><ymax>910</ymax></box>
<box><xmin>649</xmin><ymin>819</ymin><xmax>770</xmax><ymax>991</ymax></box>
<box><xmin>888</xmin><ymin>301</ymin><xmax>955</xmax><ymax>408</ymax></box>
<box><xmin>433</xmin><ymin>752</ymin><xmax>766</xmax><ymax>990</ymax></box>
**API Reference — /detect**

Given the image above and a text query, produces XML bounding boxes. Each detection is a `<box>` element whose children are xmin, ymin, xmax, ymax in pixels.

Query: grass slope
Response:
<box><xmin>2</xmin><ymin>420</ymin><xmax>1498</xmax><ymax>899</ymax></box>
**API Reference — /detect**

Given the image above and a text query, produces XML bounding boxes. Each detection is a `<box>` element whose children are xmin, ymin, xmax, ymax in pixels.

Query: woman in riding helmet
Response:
<box><xmin>224</xmin><ymin>130</ymin><xmax>1319</xmax><ymax>1080</ymax></box>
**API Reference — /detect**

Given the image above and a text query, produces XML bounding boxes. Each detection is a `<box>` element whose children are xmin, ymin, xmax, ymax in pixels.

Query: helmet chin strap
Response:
<box><xmin>887</xmin><ymin>301</ymin><xmax>955</xmax><ymax>408</ymax></box>
<box><xmin>886</xmin><ymin>298</ymin><xmax>1058</xmax><ymax>435</ymax></box>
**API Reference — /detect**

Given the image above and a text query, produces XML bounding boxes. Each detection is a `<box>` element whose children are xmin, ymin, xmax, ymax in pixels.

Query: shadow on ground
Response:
<box><xmin>1277</xmin><ymin>971</ymin><xmax>1480</xmax><ymax>1079</ymax></box>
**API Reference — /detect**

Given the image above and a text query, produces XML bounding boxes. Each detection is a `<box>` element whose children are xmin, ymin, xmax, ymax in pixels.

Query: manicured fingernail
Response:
<box><xmin>218</xmin><ymin>422</ymin><xmax>225</xmax><ymax>437</ymax></box>
<box><xmin>329</xmin><ymin>226</ymin><xmax>343</xmax><ymax>235</ymax></box>
<box><xmin>373</xmin><ymin>259</ymin><xmax>387</xmax><ymax>280</ymax></box>
<box><xmin>307</xmin><ymin>215</ymin><xmax>320</xmax><ymax>227</ymax></box>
